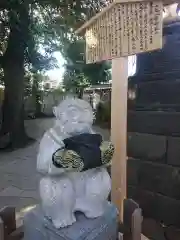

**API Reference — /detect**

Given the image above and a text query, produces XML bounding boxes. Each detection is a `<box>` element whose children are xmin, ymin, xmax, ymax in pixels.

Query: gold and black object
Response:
<box><xmin>52</xmin><ymin>133</ymin><xmax>114</xmax><ymax>172</ymax></box>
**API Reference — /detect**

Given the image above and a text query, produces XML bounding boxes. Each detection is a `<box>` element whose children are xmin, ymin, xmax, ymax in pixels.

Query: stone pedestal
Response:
<box><xmin>23</xmin><ymin>202</ymin><xmax>118</xmax><ymax>240</ymax></box>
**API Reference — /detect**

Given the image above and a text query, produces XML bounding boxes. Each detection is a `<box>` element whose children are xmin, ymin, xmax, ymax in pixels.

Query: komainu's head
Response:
<box><xmin>53</xmin><ymin>98</ymin><xmax>94</xmax><ymax>136</ymax></box>
<box><xmin>50</xmin><ymin>98</ymin><xmax>114</xmax><ymax>172</ymax></box>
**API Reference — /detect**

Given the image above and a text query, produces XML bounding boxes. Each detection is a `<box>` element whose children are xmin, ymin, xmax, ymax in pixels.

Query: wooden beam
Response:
<box><xmin>76</xmin><ymin>1</ymin><xmax>180</xmax><ymax>35</ymax></box>
<box><xmin>111</xmin><ymin>57</ymin><xmax>128</xmax><ymax>221</ymax></box>
<box><xmin>75</xmin><ymin>2</ymin><xmax>116</xmax><ymax>34</ymax></box>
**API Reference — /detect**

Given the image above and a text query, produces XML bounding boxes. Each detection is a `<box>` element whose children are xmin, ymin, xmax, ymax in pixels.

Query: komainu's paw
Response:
<box><xmin>100</xmin><ymin>141</ymin><xmax>114</xmax><ymax>166</ymax></box>
<box><xmin>52</xmin><ymin>214</ymin><xmax>76</xmax><ymax>228</ymax></box>
<box><xmin>52</xmin><ymin>149</ymin><xmax>84</xmax><ymax>172</ymax></box>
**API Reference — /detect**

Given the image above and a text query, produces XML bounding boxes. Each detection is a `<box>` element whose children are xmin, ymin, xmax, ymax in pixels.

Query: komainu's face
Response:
<box><xmin>53</xmin><ymin>98</ymin><xmax>94</xmax><ymax>136</ymax></box>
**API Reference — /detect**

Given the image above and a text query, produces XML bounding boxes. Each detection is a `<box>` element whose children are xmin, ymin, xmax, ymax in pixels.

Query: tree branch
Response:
<box><xmin>0</xmin><ymin>0</ymin><xmax>36</xmax><ymax>10</ymax></box>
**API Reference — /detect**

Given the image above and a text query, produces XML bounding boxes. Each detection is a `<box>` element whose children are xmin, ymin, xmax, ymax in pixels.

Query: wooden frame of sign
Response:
<box><xmin>76</xmin><ymin>0</ymin><xmax>163</xmax><ymax>229</ymax></box>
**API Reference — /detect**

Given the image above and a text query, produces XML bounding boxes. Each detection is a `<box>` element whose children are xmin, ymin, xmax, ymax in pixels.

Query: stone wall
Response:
<box><xmin>127</xmin><ymin>21</ymin><xmax>180</xmax><ymax>228</ymax></box>
<box><xmin>24</xmin><ymin>92</ymin><xmax>77</xmax><ymax>116</ymax></box>
<box><xmin>127</xmin><ymin>131</ymin><xmax>180</xmax><ymax>227</ymax></box>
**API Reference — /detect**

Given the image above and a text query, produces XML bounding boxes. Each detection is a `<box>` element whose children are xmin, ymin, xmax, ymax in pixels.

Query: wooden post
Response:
<box><xmin>111</xmin><ymin>57</ymin><xmax>128</xmax><ymax>221</ymax></box>
<box><xmin>0</xmin><ymin>217</ymin><xmax>4</xmax><ymax>240</ymax></box>
<box><xmin>75</xmin><ymin>0</ymin><xmax>163</xmax><ymax>233</ymax></box>
<box><xmin>0</xmin><ymin>207</ymin><xmax>24</xmax><ymax>240</ymax></box>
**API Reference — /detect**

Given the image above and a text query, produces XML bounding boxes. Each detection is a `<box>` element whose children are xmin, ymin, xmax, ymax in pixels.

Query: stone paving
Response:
<box><xmin>0</xmin><ymin>118</ymin><xmax>110</xmax><ymax>225</ymax></box>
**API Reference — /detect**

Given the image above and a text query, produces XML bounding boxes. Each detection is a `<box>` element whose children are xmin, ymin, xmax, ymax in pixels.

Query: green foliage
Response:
<box><xmin>0</xmin><ymin>0</ymin><xmax>112</xmax><ymax>102</ymax></box>
<box><xmin>0</xmin><ymin>0</ymin><xmax>113</xmax><ymax>145</ymax></box>
<box><xmin>95</xmin><ymin>101</ymin><xmax>111</xmax><ymax>128</ymax></box>
<box><xmin>24</xmin><ymin>71</ymin><xmax>45</xmax><ymax>96</ymax></box>
<box><xmin>0</xmin><ymin>69</ymin><xmax>4</xmax><ymax>85</ymax></box>
<box><xmin>63</xmin><ymin>70</ymin><xmax>89</xmax><ymax>98</ymax></box>
<box><xmin>0</xmin><ymin>0</ymin><xmax>113</xmax><ymax>97</ymax></box>
<box><xmin>0</xmin><ymin>0</ymin><xmax>111</xmax><ymax>72</ymax></box>
<box><xmin>63</xmin><ymin>39</ymin><xmax>112</xmax><ymax>94</ymax></box>
<box><xmin>24</xmin><ymin>73</ymin><xmax>32</xmax><ymax>97</ymax></box>
<box><xmin>52</xmin><ymin>87</ymin><xmax>65</xmax><ymax>95</ymax></box>
<box><xmin>24</xmin><ymin>71</ymin><xmax>46</xmax><ymax>116</ymax></box>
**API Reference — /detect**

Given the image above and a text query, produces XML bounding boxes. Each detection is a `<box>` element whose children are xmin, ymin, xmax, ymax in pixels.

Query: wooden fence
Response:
<box><xmin>0</xmin><ymin>200</ymin><xmax>148</xmax><ymax>240</ymax></box>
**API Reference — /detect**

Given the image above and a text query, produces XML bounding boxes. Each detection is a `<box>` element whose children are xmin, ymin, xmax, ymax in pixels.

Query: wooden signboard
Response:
<box><xmin>76</xmin><ymin>0</ymin><xmax>163</xmax><ymax>228</ymax></box>
<box><xmin>85</xmin><ymin>1</ymin><xmax>163</xmax><ymax>63</ymax></box>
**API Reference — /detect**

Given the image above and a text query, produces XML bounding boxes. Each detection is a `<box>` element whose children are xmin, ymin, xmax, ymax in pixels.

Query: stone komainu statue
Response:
<box><xmin>37</xmin><ymin>98</ymin><xmax>114</xmax><ymax>228</ymax></box>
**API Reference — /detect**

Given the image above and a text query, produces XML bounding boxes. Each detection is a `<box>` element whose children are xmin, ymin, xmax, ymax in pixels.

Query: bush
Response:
<box><xmin>95</xmin><ymin>101</ymin><xmax>111</xmax><ymax>128</ymax></box>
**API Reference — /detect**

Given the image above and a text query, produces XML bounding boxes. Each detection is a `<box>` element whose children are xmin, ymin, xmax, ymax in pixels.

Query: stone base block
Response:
<box><xmin>23</xmin><ymin>203</ymin><xmax>118</xmax><ymax>240</ymax></box>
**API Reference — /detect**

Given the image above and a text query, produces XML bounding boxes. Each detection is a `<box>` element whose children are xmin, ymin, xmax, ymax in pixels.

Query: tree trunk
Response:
<box><xmin>76</xmin><ymin>88</ymin><xmax>84</xmax><ymax>99</ymax></box>
<box><xmin>0</xmin><ymin>5</ymin><xmax>30</xmax><ymax>149</ymax></box>
<box><xmin>32</xmin><ymin>82</ymin><xmax>41</xmax><ymax>117</ymax></box>
<box><xmin>79</xmin><ymin>88</ymin><xmax>84</xmax><ymax>99</ymax></box>
<box><xmin>0</xmin><ymin>64</ymin><xmax>26</xmax><ymax>146</ymax></box>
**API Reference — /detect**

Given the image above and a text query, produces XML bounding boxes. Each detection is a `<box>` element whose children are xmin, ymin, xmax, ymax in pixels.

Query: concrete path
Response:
<box><xmin>0</xmin><ymin>118</ymin><xmax>110</xmax><ymax>225</ymax></box>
